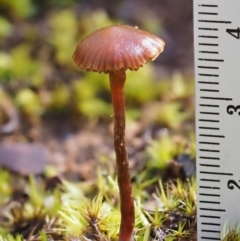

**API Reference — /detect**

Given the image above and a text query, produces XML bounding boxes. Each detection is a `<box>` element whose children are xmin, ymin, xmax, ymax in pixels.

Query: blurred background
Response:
<box><xmin>0</xmin><ymin>0</ymin><xmax>195</xmax><ymax>179</ymax></box>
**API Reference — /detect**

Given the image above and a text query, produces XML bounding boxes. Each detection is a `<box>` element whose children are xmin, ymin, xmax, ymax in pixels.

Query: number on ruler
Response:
<box><xmin>228</xmin><ymin>180</ymin><xmax>240</xmax><ymax>190</ymax></box>
<box><xmin>226</xmin><ymin>105</ymin><xmax>240</xmax><ymax>115</ymax></box>
<box><xmin>226</xmin><ymin>27</ymin><xmax>240</xmax><ymax>39</ymax></box>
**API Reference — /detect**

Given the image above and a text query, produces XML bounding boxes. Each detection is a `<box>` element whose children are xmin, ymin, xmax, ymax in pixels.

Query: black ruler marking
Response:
<box><xmin>199</xmin><ymin>142</ymin><xmax>220</xmax><ymax>145</ymax></box>
<box><xmin>200</xmin><ymin>112</ymin><xmax>219</xmax><ymax>115</ymax></box>
<box><xmin>199</xmin><ymin>20</ymin><xmax>231</xmax><ymax>24</ymax></box>
<box><xmin>199</xmin><ymin>28</ymin><xmax>218</xmax><ymax>31</ymax></box>
<box><xmin>200</xmin><ymin>215</ymin><xmax>221</xmax><ymax>219</ymax></box>
<box><xmin>199</xmin><ymin>156</ymin><xmax>220</xmax><ymax>160</ymax></box>
<box><xmin>199</xmin><ymin>193</ymin><xmax>220</xmax><ymax>197</ymax></box>
<box><xmin>198</xmin><ymin>58</ymin><xmax>223</xmax><ymax>62</ymax></box>
<box><xmin>200</xmin><ymin>89</ymin><xmax>219</xmax><ymax>92</ymax></box>
<box><xmin>199</xmin><ymin>51</ymin><xmax>219</xmax><ymax>54</ymax></box>
<box><xmin>199</xmin><ymin>104</ymin><xmax>219</xmax><ymax>107</ymax></box>
<box><xmin>198</xmin><ymin>66</ymin><xmax>219</xmax><ymax>69</ymax></box>
<box><xmin>199</xmin><ymin>134</ymin><xmax>224</xmax><ymax>137</ymax></box>
<box><xmin>198</xmin><ymin>82</ymin><xmax>219</xmax><ymax>85</ymax></box>
<box><xmin>200</xmin><ymin>201</ymin><xmax>221</xmax><ymax>204</ymax></box>
<box><xmin>201</xmin><ymin>230</ymin><xmax>221</xmax><ymax>233</ymax></box>
<box><xmin>200</xmin><ymin>164</ymin><xmax>220</xmax><ymax>167</ymax></box>
<box><xmin>200</xmin><ymin>97</ymin><xmax>232</xmax><ymax>101</ymax></box>
<box><xmin>199</xmin><ymin>43</ymin><xmax>218</xmax><ymax>46</ymax></box>
<box><xmin>199</xmin><ymin>149</ymin><xmax>220</xmax><ymax>152</ymax></box>
<box><xmin>200</xmin><ymin>179</ymin><xmax>220</xmax><ymax>182</ymax></box>
<box><xmin>199</xmin><ymin>35</ymin><xmax>218</xmax><ymax>38</ymax></box>
<box><xmin>198</xmin><ymin>5</ymin><xmax>218</xmax><ymax>7</ymax></box>
<box><xmin>199</xmin><ymin>127</ymin><xmax>220</xmax><ymax>130</ymax></box>
<box><xmin>198</xmin><ymin>12</ymin><xmax>218</xmax><ymax>15</ymax></box>
<box><xmin>200</xmin><ymin>171</ymin><xmax>232</xmax><ymax>176</ymax></box>
<box><xmin>202</xmin><ymin>223</ymin><xmax>221</xmax><ymax>226</ymax></box>
<box><xmin>199</xmin><ymin>74</ymin><xmax>219</xmax><ymax>77</ymax></box>
<box><xmin>198</xmin><ymin>119</ymin><xmax>219</xmax><ymax>122</ymax></box>
<box><xmin>200</xmin><ymin>208</ymin><xmax>226</xmax><ymax>212</ymax></box>
<box><xmin>199</xmin><ymin>186</ymin><xmax>220</xmax><ymax>189</ymax></box>
<box><xmin>201</xmin><ymin>237</ymin><xmax>220</xmax><ymax>240</ymax></box>
<box><xmin>200</xmin><ymin>215</ymin><xmax>220</xmax><ymax>219</ymax></box>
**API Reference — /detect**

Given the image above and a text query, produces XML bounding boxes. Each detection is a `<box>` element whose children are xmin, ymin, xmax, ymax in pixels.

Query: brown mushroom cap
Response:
<box><xmin>73</xmin><ymin>25</ymin><xmax>165</xmax><ymax>73</ymax></box>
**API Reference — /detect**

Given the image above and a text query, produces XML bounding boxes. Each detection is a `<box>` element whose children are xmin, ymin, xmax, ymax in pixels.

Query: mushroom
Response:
<box><xmin>73</xmin><ymin>25</ymin><xmax>165</xmax><ymax>241</ymax></box>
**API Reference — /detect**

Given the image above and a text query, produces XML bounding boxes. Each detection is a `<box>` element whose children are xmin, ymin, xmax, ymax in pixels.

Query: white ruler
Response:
<box><xmin>194</xmin><ymin>0</ymin><xmax>240</xmax><ymax>240</ymax></box>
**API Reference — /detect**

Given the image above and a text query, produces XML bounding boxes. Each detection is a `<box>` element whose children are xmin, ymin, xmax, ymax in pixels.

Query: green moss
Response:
<box><xmin>0</xmin><ymin>0</ymin><xmax>34</xmax><ymax>19</ymax></box>
<box><xmin>0</xmin><ymin>17</ymin><xmax>12</xmax><ymax>37</ymax></box>
<box><xmin>125</xmin><ymin>65</ymin><xmax>160</xmax><ymax>104</ymax></box>
<box><xmin>15</xmin><ymin>88</ymin><xmax>43</xmax><ymax>116</ymax></box>
<box><xmin>77</xmin><ymin>98</ymin><xmax>111</xmax><ymax>120</ymax></box>
<box><xmin>49</xmin><ymin>10</ymin><xmax>78</xmax><ymax>66</ymax></box>
<box><xmin>10</xmin><ymin>44</ymin><xmax>41</xmax><ymax>80</ymax></box>
<box><xmin>50</xmin><ymin>84</ymin><xmax>71</xmax><ymax>111</ymax></box>
<box><xmin>221</xmin><ymin>223</ymin><xmax>240</xmax><ymax>241</ymax></box>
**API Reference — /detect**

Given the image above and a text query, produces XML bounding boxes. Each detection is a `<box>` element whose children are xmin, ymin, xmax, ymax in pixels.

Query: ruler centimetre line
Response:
<box><xmin>194</xmin><ymin>0</ymin><xmax>240</xmax><ymax>240</ymax></box>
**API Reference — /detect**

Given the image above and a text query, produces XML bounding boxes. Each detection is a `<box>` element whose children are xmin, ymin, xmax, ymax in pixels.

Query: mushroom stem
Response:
<box><xmin>109</xmin><ymin>70</ymin><xmax>134</xmax><ymax>241</ymax></box>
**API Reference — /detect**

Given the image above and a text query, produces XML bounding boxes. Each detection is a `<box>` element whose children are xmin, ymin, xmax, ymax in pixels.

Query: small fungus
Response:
<box><xmin>73</xmin><ymin>24</ymin><xmax>165</xmax><ymax>241</ymax></box>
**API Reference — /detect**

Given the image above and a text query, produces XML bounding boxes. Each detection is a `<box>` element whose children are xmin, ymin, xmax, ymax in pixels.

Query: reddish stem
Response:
<box><xmin>109</xmin><ymin>71</ymin><xmax>134</xmax><ymax>241</ymax></box>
